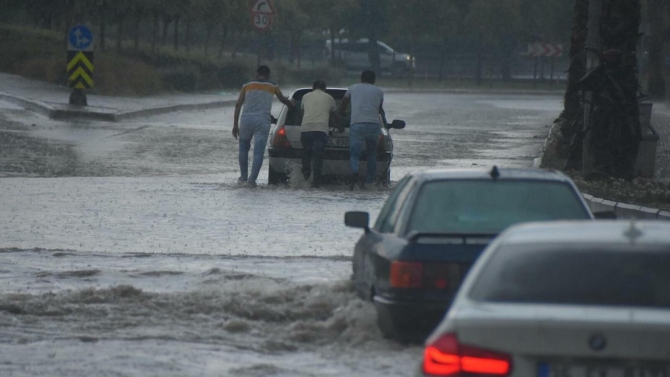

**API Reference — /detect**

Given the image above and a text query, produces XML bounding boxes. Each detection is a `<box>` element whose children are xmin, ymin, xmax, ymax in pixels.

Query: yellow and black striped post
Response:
<box><xmin>67</xmin><ymin>51</ymin><xmax>94</xmax><ymax>89</ymax></box>
<box><xmin>67</xmin><ymin>25</ymin><xmax>94</xmax><ymax>106</ymax></box>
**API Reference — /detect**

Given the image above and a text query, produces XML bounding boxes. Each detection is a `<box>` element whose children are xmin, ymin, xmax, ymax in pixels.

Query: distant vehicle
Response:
<box><xmin>267</xmin><ymin>88</ymin><xmax>406</xmax><ymax>185</ymax></box>
<box><xmin>421</xmin><ymin>220</ymin><xmax>670</xmax><ymax>377</ymax></box>
<box><xmin>344</xmin><ymin>167</ymin><xmax>595</xmax><ymax>340</ymax></box>
<box><xmin>325</xmin><ymin>39</ymin><xmax>415</xmax><ymax>75</ymax></box>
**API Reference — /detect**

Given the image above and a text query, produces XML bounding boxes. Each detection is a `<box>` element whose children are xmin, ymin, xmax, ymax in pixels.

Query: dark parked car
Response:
<box><xmin>267</xmin><ymin>88</ymin><xmax>405</xmax><ymax>185</ymax></box>
<box><xmin>345</xmin><ymin>167</ymin><xmax>596</xmax><ymax>340</ymax></box>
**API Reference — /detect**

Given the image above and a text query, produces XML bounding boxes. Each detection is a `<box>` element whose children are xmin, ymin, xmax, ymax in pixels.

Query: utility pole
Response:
<box><xmin>582</xmin><ymin>0</ymin><xmax>601</xmax><ymax>176</ymax></box>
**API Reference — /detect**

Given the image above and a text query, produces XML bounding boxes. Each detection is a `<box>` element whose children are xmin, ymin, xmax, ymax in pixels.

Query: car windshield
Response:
<box><xmin>469</xmin><ymin>245</ymin><xmax>670</xmax><ymax>309</ymax></box>
<box><xmin>285</xmin><ymin>89</ymin><xmax>354</xmax><ymax>128</ymax></box>
<box><xmin>407</xmin><ymin>180</ymin><xmax>589</xmax><ymax>234</ymax></box>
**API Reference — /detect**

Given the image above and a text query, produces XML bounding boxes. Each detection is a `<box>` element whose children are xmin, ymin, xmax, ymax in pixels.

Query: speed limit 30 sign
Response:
<box><xmin>250</xmin><ymin>0</ymin><xmax>275</xmax><ymax>31</ymax></box>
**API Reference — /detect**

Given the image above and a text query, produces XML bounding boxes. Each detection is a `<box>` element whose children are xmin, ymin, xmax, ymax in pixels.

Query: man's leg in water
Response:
<box><xmin>248</xmin><ymin>122</ymin><xmax>271</xmax><ymax>185</ymax></box>
<box><xmin>238</xmin><ymin>118</ymin><xmax>255</xmax><ymax>182</ymax></box>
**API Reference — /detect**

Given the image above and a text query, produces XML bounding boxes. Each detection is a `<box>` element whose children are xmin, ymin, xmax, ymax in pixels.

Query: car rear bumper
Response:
<box><xmin>268</xmin><ymin>148</ymin><xmax>392</xmax><ymax>177</ymax></box>
<box><xmin>374</xmin><ymin>295</ymin><xmax>450</xmax><ymax>335</ymax></box>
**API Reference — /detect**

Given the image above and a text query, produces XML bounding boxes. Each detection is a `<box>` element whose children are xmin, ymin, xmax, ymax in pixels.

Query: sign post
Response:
<box><xmin>527</xmin><ymin>42</ymin><xmax>563</xmax><ymax>88</ymax></box>
<box><xmin>67</xmin><ymin>25</ymin><xmax>94</xmax><ymax>106</ymax></box>
<box><xmin>249</xmin><ymin>0</ymin><xmax>275</xmax><ymax>66</ymax></box>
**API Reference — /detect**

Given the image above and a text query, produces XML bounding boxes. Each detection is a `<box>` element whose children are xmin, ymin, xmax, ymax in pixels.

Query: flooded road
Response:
<box><xmin>0</xmin><ymin>92</ymin><xmax>561</xmax><ymax>376</ymax></box>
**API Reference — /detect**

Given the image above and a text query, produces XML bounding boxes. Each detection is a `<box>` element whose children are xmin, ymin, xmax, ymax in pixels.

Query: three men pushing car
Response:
<box><xmin>233</xmin><ymin>66</ymin><xmax>385</xmax><ymax>190</ymax></box>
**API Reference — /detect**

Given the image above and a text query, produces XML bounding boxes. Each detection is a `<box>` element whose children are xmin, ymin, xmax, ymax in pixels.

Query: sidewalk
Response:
<box><xmin>0</xmin><ymin>73</ymin><xmax>239</xmax><ymax>121</ymax></box>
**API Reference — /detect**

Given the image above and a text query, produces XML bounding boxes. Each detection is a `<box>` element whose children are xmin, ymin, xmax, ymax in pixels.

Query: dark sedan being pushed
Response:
<box><xmin>345</xmin><ymin>167</ymin><xmax>595</xmax><ymax>340</ymax></box>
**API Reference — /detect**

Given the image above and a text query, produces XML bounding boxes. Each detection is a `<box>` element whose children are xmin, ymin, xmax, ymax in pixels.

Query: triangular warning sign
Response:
<box><xmin>250</xmin><ymin>0</ymin><xmax>275</xmax><ymax>15</ymax></box>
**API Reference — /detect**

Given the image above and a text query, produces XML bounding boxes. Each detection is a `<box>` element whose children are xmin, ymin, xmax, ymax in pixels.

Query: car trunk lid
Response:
<box><xmin>455</xmin><ymin>303</ymin><xmax>670</xmax><ymax>361</ymax></box>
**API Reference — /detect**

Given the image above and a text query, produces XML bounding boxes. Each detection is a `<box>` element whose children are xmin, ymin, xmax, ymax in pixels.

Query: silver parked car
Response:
<box><xmin>421</xmin><ymin>220</ymin><xmax>670</xmax><ymax>377</ymax></box>
<box><xmin>267</xmin><ymin>88</ymin><xmax>405</xmax><ymax>185</ymax></box>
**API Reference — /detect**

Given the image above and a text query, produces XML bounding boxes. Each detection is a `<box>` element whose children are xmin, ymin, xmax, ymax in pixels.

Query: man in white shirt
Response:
<box><xmin>300</xmin><ymin>80</ymin><xmax>339</xmax><ymax>188</ymax></box>
<box><xmin>339</xmin><ymin>70</ymin><xmax>384</xmax><ymax>190</ymax></box>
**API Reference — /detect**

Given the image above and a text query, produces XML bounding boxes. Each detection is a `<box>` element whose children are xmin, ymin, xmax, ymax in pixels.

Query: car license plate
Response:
<box><xmin>538</xmin><ymin>363</ymin><xmax>669</xmax><ymax>377</ymax></box>
<box><xmin>327</xmin><ymin>137</ymin><xmax>349</xmax><ymax>147</ymax></box>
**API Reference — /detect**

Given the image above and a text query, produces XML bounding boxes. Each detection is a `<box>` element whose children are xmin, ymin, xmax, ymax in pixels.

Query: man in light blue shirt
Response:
<box><xmin>339</xmin><ymin>70</ymin><xmax>384</xmax><ymax>190</ymax></box>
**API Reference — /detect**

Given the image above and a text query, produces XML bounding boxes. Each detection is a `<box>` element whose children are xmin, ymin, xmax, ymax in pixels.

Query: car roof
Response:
<box><xmin>291</xmin><ymin>88</ymin><xmax>347</xmax><ymax>93</ymax></box>
<box><xmin>500</xmin><ymin>220</ymin><xmax>670</xmax><ymax>245</ymax></box>
<box><xmin>410</xmin><ymin>167</ymin><xmax>573</xmax><ymax>183</ymax></box>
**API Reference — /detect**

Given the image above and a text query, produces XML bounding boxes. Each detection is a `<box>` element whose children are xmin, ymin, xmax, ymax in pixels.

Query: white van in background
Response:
<box><xmin>325</xmin><ymin>39</ymin><xmax>415</xmax><ymax>75</ymax></box>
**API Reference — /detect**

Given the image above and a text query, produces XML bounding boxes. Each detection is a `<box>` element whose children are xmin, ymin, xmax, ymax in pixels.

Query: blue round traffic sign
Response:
<box><xmin>68</xmin><ymin>25</ymin><xmax>93</xmax><ymax>51</ymax></box>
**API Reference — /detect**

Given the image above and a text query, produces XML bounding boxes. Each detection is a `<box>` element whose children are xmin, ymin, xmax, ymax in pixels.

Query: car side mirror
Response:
<box><xmin>594</xmin><ymin>211</ymin><xmax>617</xmax><ymax>219</ymax></box>
<box><xmin>345</xmin><ymin>211</ymin><xmax>370</xmax><ymax>231</ymax></box>
<box><xmin>390</xmin><ymin>119</ymin><xmax>405</xmax><ymax>129</ymax></box>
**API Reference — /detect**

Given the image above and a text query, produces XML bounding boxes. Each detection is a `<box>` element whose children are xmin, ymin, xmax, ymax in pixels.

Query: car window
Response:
<box><xmin>286</xmin><ymin>90</ymin><xmax>351</xmax><ymax>128</ymax></box>
<box><xmin>374</xmin><ymin>176</ymin><xmax>411</xmax><ymax>232</ymax></box>
<box><xmin>377</xmin><ymin>178</ymin><xmax>417</xmax><ymax>233</ymax></box>
<box><xmin>469</xmin><ymin>244</ymin><xmax>670</xmax><ymax>309</ymax></box>
<box><xmin>407</xmin><ymin>180</ymin><xmax>589</xmax><ymax>234</ymax></box>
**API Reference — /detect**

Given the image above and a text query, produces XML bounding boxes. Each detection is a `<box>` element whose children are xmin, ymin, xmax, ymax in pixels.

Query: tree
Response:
<box><xmin>557</xmin><ymin>0</ymin><xmax>590</xmax><ymax>170</ymax></box>
<box><xmin>387</xmin><ymin>0</ymin><xmax>444</xmax><ymax>84</ymax></box>
<box><xmin>581</xmin><ymin>0</ymin><xmax>642</xmax><ymax>180</ymax></box>
<box><xmin>110</xmin><ymin>0</ymin><xmax>132</xmax><ymax>52</ymax></box>
<box><xmin>273</xmin><ymin>0</ymin><xmax>310</xmax><ymax>66</ymax></box>
<box><xmin>465</xmin><ymin>0</ymin><xmax>522</xmax><ymax>84</ymax></box>
<box><xmin>647</xmin><ymin>0</ymin><xmax>666</xmax><ymax>98</ymax></box>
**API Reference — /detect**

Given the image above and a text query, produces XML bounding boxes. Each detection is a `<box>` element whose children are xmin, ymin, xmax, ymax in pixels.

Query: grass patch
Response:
<box><xmin>0</xmin><ymin>23</ymin><xmax>340</xmax><ymax>95</ymax></box>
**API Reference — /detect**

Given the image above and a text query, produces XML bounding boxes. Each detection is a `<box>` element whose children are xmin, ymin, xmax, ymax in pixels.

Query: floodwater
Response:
<box><xmin>0</xmin><ymin>92</ymin><xmax>561</xmax><ymax>376</ymax></box>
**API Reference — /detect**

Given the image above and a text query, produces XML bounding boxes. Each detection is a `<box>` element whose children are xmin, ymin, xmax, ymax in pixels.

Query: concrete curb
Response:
<box><xmin>0</xmin><ymin>91</ymin><xmax>236</xmax><ymax>122</ymax></box>
<box><xmin>534</xmin><ymin>125</ymin><xmax>669</xmax><ymax>221</ymax></box>
<box><xmin>0</xmin><ymin>91</ymin><xmax>55</xmax><ymax>118</ymax></box>
<box><xmin>115</xmin><ymin>99</ymin><xmax>237</xmax><ymax>121</ymax></box>
<box><xmin>384</xmin><ymin>88</ymin><xmax>564</xmax><ymax>96</ymax></box>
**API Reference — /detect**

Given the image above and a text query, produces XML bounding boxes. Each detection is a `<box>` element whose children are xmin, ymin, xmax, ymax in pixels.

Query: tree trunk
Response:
<box><xmin>185</xmin><ymin>19</ymin><xmax>191</xmax><ymax>52</ymax></box>
<box><xmin>557</xmin><ymin>0</ymin><xmax>590</xmax><ymax>170</ymax></box>
<box><xmin>476</xmin><ymin>34</ymin><xmax>483</xmax><ymax>86</ymax></box>
<box><xmin>99</xmin><ymin>1</ymin><xmax>107</xmax><ymax>51</ymax></box>
<box><xmin>586</xmin><ymin>0</ymin><xmax>642</xmax><ymax>180</ymax></box>
<box><xmin>204</xmin><ymin>26</ymin><xmax>212</xmax><ymax>56</ymax></box>
<box><xmin>218</xmin><ymin>25</ymin><xmax>229</xmax><ymax>60</ymax></box>
<box><xmin>151</xmin><ymin>11</ymin><xmax>159</xmax><ymax>51</ymax></box>
<box><xmin>133</xmin><ymin>10</ymin><xmax>143</xmax><ymax>51</ymax></box>
<box><xmin>647</xmin><ymin>0</ymin><xmax>666</xmax><ymax>98</ymax></box>
<box><xmin>297</xmin><ymin>39</ymin><xmax>302</xmax><ymax>70</ymax></box>
<box><xmin>363</xmin><ymin>0</ymin><xmax>381</xmax><ymax>72</ymax></box>
<box><xmin>438</xmin><ymin>38</ymin><xmax>447</xmax><ymax>82</ymax></box>
<box><xmin>330</xmin><ymin>26</ymin><xmax>337</xmax><ymax>64</ymax></box>
<box><xmin>116</xmin><ymin>13</ymin><xmax>125</xmax><ymax>53</ymax></box>
<box><xmin>173</xmin><ymin>16</ymin><xmax>180</xmax><ymax>51</ymax></box>
<box><xmin>162</xmin><ymin>16</ymin><xmax>171</xmax><ymax>46</ymax></box>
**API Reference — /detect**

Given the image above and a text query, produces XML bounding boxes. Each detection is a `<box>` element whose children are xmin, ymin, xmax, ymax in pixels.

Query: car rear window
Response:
<box><xmin>286</xmin><ymin>90</ymin><xmax>351</xmax><ymax>128</ymax></box>
<box><xmin>407</xmin><ymin>180</ymin><xmax>589</xmax><ymax>234</ymax></box>
<box><xmin>469</xmin><ymin>245</ymin><xmax>670</xmax><ymax>309</ymax></box>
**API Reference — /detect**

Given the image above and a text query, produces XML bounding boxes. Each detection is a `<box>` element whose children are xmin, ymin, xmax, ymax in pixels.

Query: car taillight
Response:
<box><xmin>378</xmin><ymin>134</ymin><xmax>385</xmax><ymax>153</ymax></box>
<box><xmin>423</xmin><ymin>333</ymin><xmax>512</xmax><ymax>376</ymax></box>
<box><xmin>272</xmin><ymin>126</ymin><xmax>291</xmax><ymax>148</ymax></box>
<box><xmin>390</xmin><ymin>261</ymin><xmax>422</xmax><ymax>288</ymax></box>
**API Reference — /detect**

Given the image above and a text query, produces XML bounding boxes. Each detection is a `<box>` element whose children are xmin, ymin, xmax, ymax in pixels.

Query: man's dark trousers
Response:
<box><xmin>301</xmin><ymin>131</ymin><xmax>328</xmax><ymax>186</ymax></box>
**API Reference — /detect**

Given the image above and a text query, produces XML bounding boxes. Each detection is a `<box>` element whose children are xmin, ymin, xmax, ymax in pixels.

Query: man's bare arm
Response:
<box><xmin>276</xmin><ymin>90</ymin><xmax>295</xmax><ymax>108</ymax></box>
<box><xmin>339</xmin><ymin>95</ymin><xmax>350</xmax><ymax>116</ymax></box>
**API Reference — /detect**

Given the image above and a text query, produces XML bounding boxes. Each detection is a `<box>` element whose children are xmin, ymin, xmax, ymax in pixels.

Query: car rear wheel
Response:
<box><xmin>268</xmin><ymin>168</ymin><xmax>287</xmax><ymax>185</ymax></box>
<box><xmin>378</xmin><ymin>168</ymin><xmax>391</xmax><ymax>187</ymax></box>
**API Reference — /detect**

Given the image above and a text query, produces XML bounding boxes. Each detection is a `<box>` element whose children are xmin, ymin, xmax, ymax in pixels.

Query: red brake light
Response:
<box><xmin>272</xmin><ymin>126</ymin><xmax>291</xmax><ymax>148</ymax></box>
<box><xmin>423</xmin><ymin>334</ymin><xmax>511</xmax><ymax>376</ymax></box>
<box><xmin>390</xmin><ymin>261</ymin><xmax>422</xmax><ymax>288</ymax></box>
<box><xmin>378</xmin><ymin>134</ymin><xmax>385</xmax><ymax>153</ymax></box>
